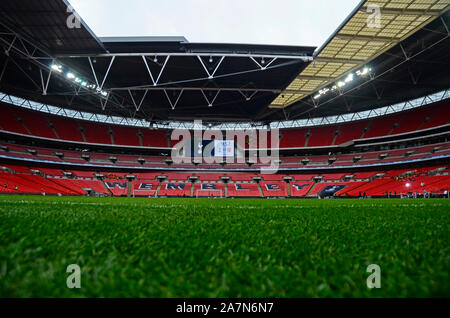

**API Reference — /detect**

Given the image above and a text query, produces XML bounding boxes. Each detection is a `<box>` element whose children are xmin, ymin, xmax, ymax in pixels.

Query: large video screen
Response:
<box><xmin>187</xmin><ymin>140</ymin><xmax>235</xmax><ymax>158</ymax></box>
<box><xmin>214</xmin><ymin>140</ymin><xmax>234</xmax><ymax>157</ymax></box>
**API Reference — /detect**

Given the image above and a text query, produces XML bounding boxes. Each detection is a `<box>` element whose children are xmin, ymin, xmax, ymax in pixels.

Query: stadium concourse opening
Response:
<box><xmin>0</xmin><ymin>0</ymin><xmax>449</xmax><ymax>300</ymax></box>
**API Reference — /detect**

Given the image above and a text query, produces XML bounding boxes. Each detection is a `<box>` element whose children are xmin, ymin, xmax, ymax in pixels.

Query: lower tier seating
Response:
<box><xmin>0</xmin><ymin>162</ymin><xmax>448</xmax><ymax>198</ymax></box>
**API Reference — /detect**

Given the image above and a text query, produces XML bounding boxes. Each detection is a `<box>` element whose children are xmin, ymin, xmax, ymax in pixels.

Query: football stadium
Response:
<box><xmin>0</xmin><ymin>0</ymin><xmax>449</xmax><ymax>300</ymax></box>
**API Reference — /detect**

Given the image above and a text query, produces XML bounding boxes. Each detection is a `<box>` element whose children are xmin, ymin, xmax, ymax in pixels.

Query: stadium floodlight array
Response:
<box><xmin>51</xmin><ymin>63</ymin><xmax>108</xmax><ymax>97</ymax></box>
<box><xmin>314</xmin><ymin>67</ymin><xmax>372</xmax><ymax>100</ymax></box>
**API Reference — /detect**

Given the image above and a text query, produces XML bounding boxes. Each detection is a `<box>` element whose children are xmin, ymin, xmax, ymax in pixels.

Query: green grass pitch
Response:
<box><xmin>0</xmin><ymin>195</ymin><xmax>448</xmax><ymax>297</ymax></box>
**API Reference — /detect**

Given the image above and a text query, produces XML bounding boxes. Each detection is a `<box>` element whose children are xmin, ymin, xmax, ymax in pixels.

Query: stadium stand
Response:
<box><xmin>80</xmin><ymin>122</ymin><xmax>112</xmax><ymax>144</ymax></box>
<box><xmin>132</xmin><ymin>180</ymin><xmax>158</xmax><ymax>196</ymax></box>
<box><xmin>420</xmin><ymin>100</ymin><xmax>450</xmax><ymax>129</ymax></box>
<box><xmin>104</xmin><ymin>179</ymin><xmax>128</xmax><ymax>196</ymax></box>
<box><xmin>260</xmin><ymin>181</ymin><xmax>287</xmax><ymax>197</ymax></box>
<box><xmin>111</xmin><ymin>126</ymin><xmax>141</xmax><ymax>146</ymax></box>
<box><xmin>12</xmin><ymin>107</ymin><xmax>56</xmax><ymax>139</ymax></box>
<box><xmin>334</xmin><ymin>121</ymin><xmax>368</xmax><ymax>145</ymax></box>
<box><xmin>1</xmin><ymin>162</ymin><xmax>449</xmax><ymax>198</ymax></box>
<box><xmin>307</xmin><ymin>126</ymin><xmax>338</xmax><ymax>147</ymax></box>
<box><xmin>0</xmin><ymin>104</ymin><xmax>29</xmax><ymax>135</ymax></box>
<box><xmin>193</xmin><ymin>182</ymin><xmax>226</xmax><ymax>197</ymax></box>
<box><xmin>227</xmin><ymin>182</ymin><xmax>260</xmax><ymax>197</ymax></box>
<box><xmin>1</xmin><ymin>99</ymin><xmax>448</xmax><ymax>149</ymax></box>
<box><xmin>158</xmin><ymin>182</ymin><xmax>191</xmax><ymax>197</ymax></box>
<box><xmin>50</xmin><ymin>117</ymin><xmax>84</xmax><ymax>142</ymax></box>
<box><xmin>142</xmin><ymin>129</ymin><xmax>169</xmax><ymax>148</ymax></box>
<box><xmin>0</xmin><ymin>87</ymin><xmax>448</xmax><ymax>200</ymax></box>
<box><xmin>279</xmin><ymin>128</ymin><xmax>308</xmax><ymax>148</ymax></box>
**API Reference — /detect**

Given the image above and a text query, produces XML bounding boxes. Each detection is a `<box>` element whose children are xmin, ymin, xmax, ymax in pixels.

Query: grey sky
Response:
<box><xmin>69</xmin><ymin>0</ymin><xmax>361</xmax><ymax>47</ymax></box>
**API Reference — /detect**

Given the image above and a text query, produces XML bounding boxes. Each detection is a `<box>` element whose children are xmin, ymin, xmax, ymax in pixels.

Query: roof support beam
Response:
<box><xmin>111</xmin><ymin>87</ymin><xmax>279</xmax><ymax>93</ymax></box>
<box><xmin>43</xmin><ymin>69</ymin><xmax>53</xmax><ymax>96</ymax></box>
<box><xmin>279</xmin><ymin>89</ymin><xmax>314</xmax><ymax>94</ymax></box>
<box><xmin>250</xmin><ymin>56</ymin><xmax>277</xmax><ymax>70</ymax></box>
<box><xmin>4</xmin><ymin>35</ymin><xmax>16</xmax><ymax>56</ymax></box>
<box><xmin>360</xmin><ymin>6</ymin><xmax>444</xmax><ymax>16</ymax></box>
<box><xmin>296</xmin><ymin>75</ymin><xmax>334</xmax><ymax>81</ymax></box>
<box><xmin>53</xmin><ymin>52</ymin><xmax>313</xmax><ymax>61</ymax></box>
<box><xmin>441</xmin><ymin>16</ymin><xmax>449</xmax><ymax>35</ymax></box>
<box><xmin>1</xmin><ymin>89</ymin><xmax>448</xmax><ymax>130</ymax></box>
<box><xmin>100</xmin><ymin>56</ymin><xmax>115</xmax><ymax>90</ymax></box>
<box><xmin>290</xmin><ymin>32</ymin><xmax>450</xmax><ymax>118</ymax></box>
<box><xmin>164</xmin><ymin>89</ymin><xmax>184</xmax><ymax>110</ymax></box>
<box><xmin>155</xmin><ymin>56</ymin><xmax>170</xmax><ymax>85</ymax></box>
<box><xmin>200</xmin><ymin>89</ymin><xmax>221</xmax><ymax>107</ymax></box>
<box><xmin>142</xmin><ymin>55</ymin><xmax>170</xmax><ymax>86</ymax></box>
<box><xmin>100</xmin><ymin>93</ymin><xmax>110</xmax><ymax>111</ymax></box>
<box><xmin>127</xmin><ymin>89</ymin><xmax>149</xmax><ymax>111</ymax></box>
<box><xmin>238</xmin><ymin>90</ymin><xmax>258</xmax><ymax>101</ymax></box>
<box><xmin>88</xmin><ymin>57</ymin><xmax>100</xmax><ymax>87</ymax></box>
<box><xmin>68</xmin><ymin>85</ymin><xmax>82</xmax><ymax>106</ymax></box>
<box><xmin>8</xmin><ymin>57</ymin><xmax>41</xmax><ymax>91</ymax></box>
<box><xmin>0</xmin><ymin>56</ymin><xmax>9</xmax><ymax>83</ymax></box>
<box><xmin>142</xmin><ymin>56</ymin><xmax>155</xmax><ymax>85</ymax></box>
<box><xmin>335</xmin><ymin>34</ymin><xmax>394</xmax><ymax>43</ymax></box>
<box><xmin>197</xmin><ymin>56</ymin><xmax>225</xmax><ymax>79</ymax></box>
<box><xmin>314</xmin><ymin>57</ymin><xmax>365</xmax><ymax>64</ymax></box>
<box><xmin>0</xmin><ymin>20</ymin><xmax>127</xmax><ymax>112</ymax></box>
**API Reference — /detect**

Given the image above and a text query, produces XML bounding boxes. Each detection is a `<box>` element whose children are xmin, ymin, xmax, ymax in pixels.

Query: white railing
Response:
<box><xmin>0</xmin><ymin>89</ymin><xmax>448</xmax><ymax>131</ymax></box>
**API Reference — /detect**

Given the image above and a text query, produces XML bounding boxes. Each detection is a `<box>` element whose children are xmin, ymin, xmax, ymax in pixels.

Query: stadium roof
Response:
<box><xmin>0</xmin><ymin>0</ymin><xmax>448</xmax><ymax>126</ymax></box>
<box><xmin>271</xmin><ymin>0</ymin><xmax>450</xmax><ymax>109</ymax></box>
<box><xmin>0</xmin><ymin>0</ymin><xmax>315</xmax><ymax>122</ymax></box>
<box><xmin>0</xmin><ymin>0</ymin><xmax>106</xmax><ymax>55</ymax></box>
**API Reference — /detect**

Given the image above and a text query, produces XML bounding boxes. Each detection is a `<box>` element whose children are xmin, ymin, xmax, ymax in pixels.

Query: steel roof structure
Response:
<box><xmin>0</xmin><ymin>0</ymin><xmax>449</xmax><ymax>126</ymax></box>
<box><xmin>271</xmin><ymin>0</ymin><xmax>450</xmax><ymax>109</ymax></box>
<box><xmin>0</xmin><ymin>0</ymin><xmax>315</xmax><ymax>123</ymax></box>
<box><xmin>2</xmin><ymin>89</ymin><xmax>448</xmax><ymax>131</ymax></box>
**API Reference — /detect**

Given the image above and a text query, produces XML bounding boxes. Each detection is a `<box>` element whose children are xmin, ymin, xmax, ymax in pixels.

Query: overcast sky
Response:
<box><xmin>69</xmin><ymin>0</ymin><xmax>361</xmax><ymax>47</ymax></box>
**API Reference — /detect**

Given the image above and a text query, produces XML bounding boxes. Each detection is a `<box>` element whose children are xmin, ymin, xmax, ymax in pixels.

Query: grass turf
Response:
<box><xmin>0</xmin><ymin>195</ymin><xmax>448</xmax><ymax>297</ymax></box>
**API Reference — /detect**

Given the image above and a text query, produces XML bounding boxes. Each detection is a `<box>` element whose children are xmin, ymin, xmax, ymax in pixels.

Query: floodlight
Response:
<box><xmin>51</xmin><ymin>64</ymin><xmax>62</xmax><ymax>73</ymax></box>
<box><xmin>345</xmin><ymin>74</ymin><xmax>353</xmax><ymax>82</ymax></box>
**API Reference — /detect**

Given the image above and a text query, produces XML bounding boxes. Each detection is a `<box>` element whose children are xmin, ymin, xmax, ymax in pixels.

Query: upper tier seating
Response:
<box><xmin>1</xmin><ymin>99</ymin><xmax>448</xmax><ymax>148</ymax></box>
<box><xmin>0</xmin><ymin>104</ymin><xmax>29</xmax><ymax>135</ymax></box>
<box><xmin>334</xmin><ymin>121</ymin><xmax>368</xmax><ymax>145</ymax></box>
<box><xmin>80</xmin><ymin>121</ymin><xmax>112</xmax><ymax>144</ymax></box>
<box><xmin>142</xmin><ymin>129</ymin><xmax>169</xmax><ymax>148</ymax></box>
<box><xmin>111</xmin><ymin>126</ymin><xmax>141</xmax><ymax>146</ymax></box>
<box><xmin>277</xmin><ymin>99</ymin><xmax>449</xmax><ymax>148</ymax></box>
<box><xmin>12</xmin><ymin>106</ymin><xmax>56</xmax><ymax>139</ymax></box>
<box><xmin>364</xmin><ymin>113</ymin><xmax>404</xmax><ymax>138</ymax></box>
<box><xmin>307</xmin><ymin>126</ymin><xmax>338</xmax><ymax>147</ymax></box>
<box><xmin>49</xmin><ymin>116</ymin><xmax>84</xmax><ymax>142</ymax></box>
<box><xmin>420</xmin><ymin>101</ymin><xmax>450</xmax><ymax>129</ymax></box>
<box><xmin>279</xmin><ymin>128</ymin><xmax>308</xmax><ymax>148</ymax></box>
